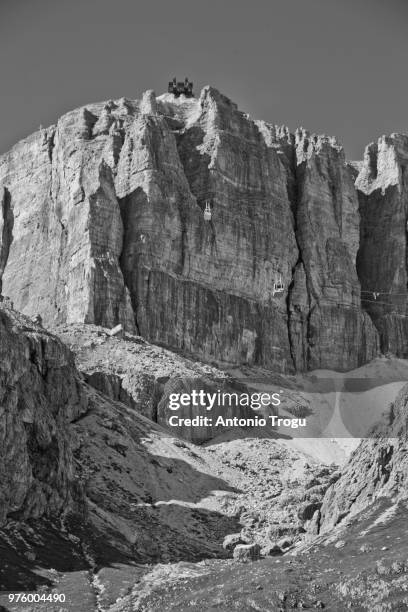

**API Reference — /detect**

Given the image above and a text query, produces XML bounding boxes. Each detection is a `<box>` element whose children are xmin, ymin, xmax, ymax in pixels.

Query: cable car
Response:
<box><xmin>204</xmin><ymin>201</ymin><xmax>212</xmax><ymax>221</ymax></box>
<box><xmin>272</xmin><ymin>274</ymin><xmax>284</xmax><ymax>296</ymax></box>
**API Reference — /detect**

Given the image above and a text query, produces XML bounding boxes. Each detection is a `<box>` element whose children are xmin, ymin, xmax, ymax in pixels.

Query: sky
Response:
<box><xmin>0</xmin><ymin>0</ymin><xmax>407</xmax><ymax>159</ymax></box>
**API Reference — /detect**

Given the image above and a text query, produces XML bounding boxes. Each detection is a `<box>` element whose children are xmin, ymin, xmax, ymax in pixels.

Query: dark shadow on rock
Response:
<box><xmin>0</xmin><ymin>520</ymin><xmax>89</xmax><ymax>591</ymax></box>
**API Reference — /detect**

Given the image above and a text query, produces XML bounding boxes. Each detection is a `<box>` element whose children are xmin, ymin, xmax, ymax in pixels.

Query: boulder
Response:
<box><xmin>277</xmin><ymin>537</ymin><xmax>293</xmax><ymax>550</ymax></box>
<box><xmin>108</xmin><ymin>323</ymin><xmax>124</xmax><ymax>337</ymax></box>
<box><xmin>261</xmin><ymin>543</ymin><xmax>282</xmax><ymax>557</ymax></box>
<box><xmin>233</xmin><ymin>543</ymin><xmax>261</xmax><ymax>562</ymax></box>
<box><xmin>222</xmin><ymin>533</ymin><xmax>246</xmax><ymax>552</ymax></box>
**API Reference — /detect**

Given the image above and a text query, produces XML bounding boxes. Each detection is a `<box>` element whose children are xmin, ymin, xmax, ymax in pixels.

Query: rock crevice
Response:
<box><xmin>0</xmin><ymin>186</ymin><xmax>13</xmax><ymax>294</ymax></box>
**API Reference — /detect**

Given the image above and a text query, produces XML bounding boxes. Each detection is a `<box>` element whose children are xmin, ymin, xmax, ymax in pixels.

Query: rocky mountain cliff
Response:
<box><xmin>1</xmin><ymin>87</ymin><xmax>408</xmax><ymax>372</ymax></box>
<box><xmin>357</xmin><ymin>134</ymin><xmax>408</xmax><ymax>356</ymax></box>
<box><xmin>0</xmin><ymin>305</ymin><xmax>87</xmax><ymax>526</ymax></box>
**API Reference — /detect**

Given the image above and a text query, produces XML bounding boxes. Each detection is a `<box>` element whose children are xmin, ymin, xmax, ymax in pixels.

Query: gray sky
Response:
<box><xmin>0</xmin><ymin>0</ymin><xmax>407</xmax><ymax>159</ymax></box>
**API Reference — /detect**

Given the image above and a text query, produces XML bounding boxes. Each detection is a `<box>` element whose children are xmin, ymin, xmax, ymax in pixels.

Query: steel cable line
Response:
<box><xmin>320</xmin><ymin>294</ymin><xmax>408</xmax><ymax>318</ymax></box>
<box><xmin>361</xmin><ymin>290</ymin><xmax>408</xmax><ymax>297</ymax></box>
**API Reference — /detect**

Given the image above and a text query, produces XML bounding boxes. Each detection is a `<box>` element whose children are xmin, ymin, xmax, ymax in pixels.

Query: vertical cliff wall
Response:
<box><xmin>0</xmin><ymin>86</ymin><xmax>387</xmax><ymax>372</ymax></box>
<box><xmin>0</xmin><ymin>306</ymin><xmax>87</xmax><ymax>525</ymax></box>
<box><xmin>356</xmin><ymin>134</ymin><xmax>408</xmax><ymax>356</ymax></box>
<box><xmin>280</xmin><ymin>129</ymin><xmax>378</xmax><ymax>370</ymax></box>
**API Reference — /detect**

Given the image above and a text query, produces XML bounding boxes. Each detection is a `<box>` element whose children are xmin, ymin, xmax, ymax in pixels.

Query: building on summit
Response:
<box><xmin>168</xmin><ymin>77</ymin><xmax>194</xmax><ymax>97</ymax></box>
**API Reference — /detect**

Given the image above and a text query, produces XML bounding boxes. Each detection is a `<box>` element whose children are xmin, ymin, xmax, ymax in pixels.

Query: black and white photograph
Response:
<box><xmin>1</xmin><ymin>1</ymin><xmax>408</xmax><ymax>610</ymax></box>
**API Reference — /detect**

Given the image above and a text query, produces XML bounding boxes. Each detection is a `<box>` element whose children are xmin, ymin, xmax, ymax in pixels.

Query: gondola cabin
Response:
<box><xmin>272</xmin><ymin>274</ymin><xmax>284</xmax><ymax>296</ymax></box>
<box><xmin>204</xmin><ymin>201</ymin><xmax>212</xmax><ymax>221</ymax></box>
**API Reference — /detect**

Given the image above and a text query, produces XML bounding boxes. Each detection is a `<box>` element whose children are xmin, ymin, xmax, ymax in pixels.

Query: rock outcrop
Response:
<box><xmin>232</xmin><ymin>542</ymin><xmax>261</xmax><ymax>562</ymax></box>
<box><xmin>0</xmin><ymin>86</ymin><xmax>400</xmax><ymax>372</ymax></box>
<box><xmin>0</xmin><ymin>305</ymin><xmax>87</xmax><ymax>525</ymax></box>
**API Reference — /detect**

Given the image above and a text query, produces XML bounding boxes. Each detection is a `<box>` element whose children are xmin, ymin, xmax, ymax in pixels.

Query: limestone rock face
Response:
<box><xmin>0</xmin><ymin>87</ymin><xmax>386</xmax><ymax>372</ymax></box>
<box><xmin>0</xmin><ymin>306</ymin><xmax>87</xmax><ymax>526</ymax></box>
<box><xmin>356</xmin><ymin>135</ymin><xmax>408</xmax><ymax>356</ymax></box>
<box><xmin>0</xmin><ymin>112</ymin><xmax>135</xmax><ymax>333</ymax></box>
<box><xmin>289</xmin><ymin>131</ymin><xmax>378</xmax><ymax>370</ymax></box>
